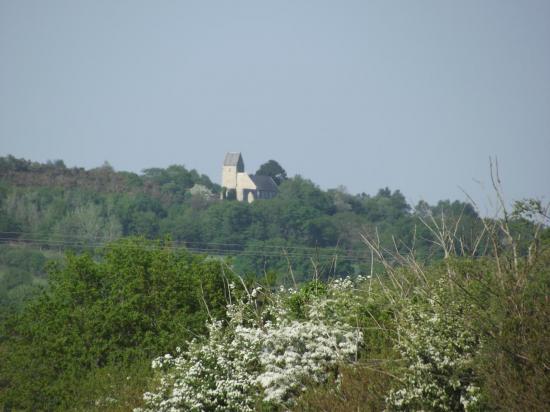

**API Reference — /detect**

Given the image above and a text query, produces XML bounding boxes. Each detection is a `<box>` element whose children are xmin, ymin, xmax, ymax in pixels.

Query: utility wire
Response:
<box><xmin>0</xmin><ymin>235</ymin><xmax>371</xmax><ymax>263</ymax></box>
<box><xmin>0</xmin><ymin>230</ymin><xmax>366</xmax><ymax>255</ymax></box>
<box><xmin>0</xmin><ymin>231</ymin><xmax>350</xmax><ymax>253</ymax></box>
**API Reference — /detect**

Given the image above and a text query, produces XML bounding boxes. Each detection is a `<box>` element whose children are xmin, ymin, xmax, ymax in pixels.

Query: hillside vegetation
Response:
<box><xmin>1</xmin><ymin>155</ymin><xmax>491</xmax><ymax>313</ymax></box>
<box><xmin>0</xmin><ymin>155</ymin><xmax>548</xmax><ymax>411</ymax></box>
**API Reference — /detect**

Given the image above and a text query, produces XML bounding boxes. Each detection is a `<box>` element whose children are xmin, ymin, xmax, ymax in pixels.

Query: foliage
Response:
<box><xmin>292</xmin><ymin>365</ymin><xmax>391</xmax><ymax>412</ymax></box>
<box><xmin>1</xmin><ymin>156</ymin><xmax>548</xmax><ymax>411</ymax></box>
<box><xmin>294</xmin><ymin>195</ymin><xmax>549</xmax><ymax>411</ymax></box>
<box><xmin>233</xmin><ymin>239</ymin><xmax>354</xmax><ymax>284</ymax></box>
<box><xmin>0</xmin><ymin>244</ymin><xmax>47</xmax><ymax>274</ymax></box>
<box><xmin>470</xmin><ymin>248</ymin><xmax>550</xmax><ymax>410</ymax></box>
<box><xmin>0</xmin><ymin>200</ymin><xmax>547</xmax><ymax>411</ymax></box>
<box><xmin>138</xmin><ymin>320</ymin><xmax>261</xmax><ymax>412</ymax></box>
<box><xmin>385</xmin><ymin>281</ymin><xmax>482</xmax><ymax>411</ymax></box>
<box><xmin>0</xmin><ymin>155</ymin><xmax>494</xmax><ymax>283</ymax></box>
<box><xmin>53</xmin><ymin>202</ymin><xmax>122</xmax><ymax>242</ymax></box>
<box><xmin>255</xmin><ymin>160</ymin><xmax>287</xmax><ymax>185</ymax></box>
<box><xmin>0</xmin><ymin>245</ymin><xmax>49</xmax><ymax>318</ymax></box>
<box><xmin>138</xmin><ymin>278</ymin><xmax>363</xmax><ymax>411</ymax></box>
<box><xmin>0</xmin><ymin>238</ymin><xmax>235</xmax><ymax>410</ymax></box>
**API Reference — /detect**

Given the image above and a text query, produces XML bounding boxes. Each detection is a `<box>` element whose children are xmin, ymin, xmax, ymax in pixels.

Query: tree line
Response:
<box><xmin>0</xmin><ymin>155</ymin><xmax>547</xmax><ymax>410</ymax></box>
<box><xmin>0</xmin><ymin>155</ymin><xmax>537</xmax><ymax>314</ymax></box>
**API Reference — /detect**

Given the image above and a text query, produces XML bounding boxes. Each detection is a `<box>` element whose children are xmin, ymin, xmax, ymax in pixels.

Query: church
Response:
<box><xmin>220</xmin><ymin>152</ymin><xmax>278</xmax><ymax>203</ymax></box>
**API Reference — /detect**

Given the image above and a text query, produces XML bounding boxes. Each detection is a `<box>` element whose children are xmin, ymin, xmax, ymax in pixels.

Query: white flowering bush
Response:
<box><xmin>137</xmin><ymin>279</ymin><xmax>363</xmax><ymax>411</ymax></box>
<box><xmin>385</xmin><ymin>281</ymin><xmax>482</xmax><ymax>411</ymax></box>
<box><xmin>137</xmin><ymin>320</ymin><xmax>261</xmax><ymax>412</ymax></box>
<box><xmin>253</xmin><ymin>318</ymin><xmax>360</xmax><ymax>403</ymax></box>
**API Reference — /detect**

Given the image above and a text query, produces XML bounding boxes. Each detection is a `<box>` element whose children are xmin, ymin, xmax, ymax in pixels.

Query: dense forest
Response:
<box><xmin>0</xmin><ymin>155</ymin><xmax>491</xmax><ymax>311</ymax></box>
<box><xmin>0</xmin><ymin>155</ymin><xmax>548</xmax><ymax>411</ymax></box>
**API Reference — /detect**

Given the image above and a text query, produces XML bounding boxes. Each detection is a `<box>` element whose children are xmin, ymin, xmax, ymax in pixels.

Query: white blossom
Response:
<box><xmin>137</xmin><ymin>277</ymin><xmax>363</xmax><ymax>411</ymax></box>
<box><xmin>385</xmin><ymin>281</ymin><xmax>481</xmax><ymax>411</ymax></box>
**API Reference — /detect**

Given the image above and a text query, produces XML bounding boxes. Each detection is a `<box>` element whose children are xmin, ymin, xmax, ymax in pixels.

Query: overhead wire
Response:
<box><xmin>0</xmin><ymin>232</ymin><xmax>371</xmax><ymax>263</ymax></box>
<box><xmin>0</xmin><ymin>231</ymin><xmax>348</xmax><ymax>253</ymax></box>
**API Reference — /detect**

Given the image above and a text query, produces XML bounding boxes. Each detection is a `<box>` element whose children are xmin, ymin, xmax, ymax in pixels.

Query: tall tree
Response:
<box><xmin>0</xmin><ymin>238</ymin><xmax>235</xmax><ymax>410</ymax></box>
<box><xmin>255</xmin><ymin>160</ymin><xmax>287</xmax><ymax>185</ymax></box>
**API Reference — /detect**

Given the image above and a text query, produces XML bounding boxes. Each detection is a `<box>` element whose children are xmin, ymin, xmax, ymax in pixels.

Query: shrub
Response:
<box><xmin>385</xmin><ymin>280</ymin><xmax>482</xmax><ymax>411</ymax></box>
<box><xmin>0</xmin><ymin>238</ymin><xmax>233</xmax><ymax>410</ymax></box>
<box><xmin>138</xmin><ymin>279</ymin><xmax>363</xmax><ymax>411</ymax></box>
<box><xmin>292</xmin><ymin>365</ymin><xmax>391</xmax><ymax>412</ymax></box>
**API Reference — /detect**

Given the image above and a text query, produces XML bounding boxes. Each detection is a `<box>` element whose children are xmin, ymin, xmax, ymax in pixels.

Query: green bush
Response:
<box><xmin>0</xmin><ymin>245</ymin><xmax>47</xmax><ymax>274</ymax></box>
<box><xmin>0</xmin><ymin>237</ymin><xmax>236</xmax><ymax>410</ymax></box>
<box><xmin>385</xmin><ymin>280</ymin><xmax>483</xmax><ymax>411</ymax></box>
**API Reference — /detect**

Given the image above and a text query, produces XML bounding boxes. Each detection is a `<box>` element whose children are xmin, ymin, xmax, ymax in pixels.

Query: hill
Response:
<box><xmin>0</xmin><ymin>154</ymin><xmax>506</xmax><ymax>315</ymax></box>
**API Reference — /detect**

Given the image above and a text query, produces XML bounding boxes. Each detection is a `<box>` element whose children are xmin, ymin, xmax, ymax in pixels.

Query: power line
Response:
<box><xmin>0</xmin><ymin>235</ymin><xmax>371</xmax><ymax>263</ymax></box>
<box><xmin>0</xmin><ymin>231</ymin><xmax>352</xmax><ymax>253</ymax></box>
<box><xmin>0</xmin><ymin>240</ymin><xmax>369</xmax><ymax>263</ymax></box>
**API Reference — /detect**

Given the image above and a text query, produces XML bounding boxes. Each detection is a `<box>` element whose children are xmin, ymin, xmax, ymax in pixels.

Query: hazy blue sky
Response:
<box><xmin>1</xmin><ymin>0</ymin><xmax>549</xmax><ymax>208</ymax></box>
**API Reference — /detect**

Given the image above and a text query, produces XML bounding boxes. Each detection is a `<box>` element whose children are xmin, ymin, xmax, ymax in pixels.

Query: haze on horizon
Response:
<box><xmin>1</xmin><ymin>0</ymin><xmax>549</xmax><ymax>208</ymax></box>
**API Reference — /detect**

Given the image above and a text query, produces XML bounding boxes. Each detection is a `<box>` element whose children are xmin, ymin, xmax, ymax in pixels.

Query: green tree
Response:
<box><xmin>52</xmin><ymin>203</ymin><xmax>122</xmax><ymax>243</ymax></box>
<box><xmin>256</xmin><ymin>159</ymin><xmax>288</xmax><ymax>185</ymax></box>
<box><xmin>0</xmin><ymin>238</ymin><xmax>236</xmax><ymax>410</ymax></box>
<box><xmin>277</xmin><ymin>176</ymin><xmax>335</xmax><ymax>214</ymax></box>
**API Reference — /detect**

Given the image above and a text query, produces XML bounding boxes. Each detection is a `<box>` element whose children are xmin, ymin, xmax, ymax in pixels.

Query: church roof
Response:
<box><xmin>223</xmin><ymin>152</ymin><xmax>242</xmax><ymax>166</ymax></box>
<box><xmin>250</xmin><ymin>175</ymin><xmax>278</xmax><ymax>193</ymax></box>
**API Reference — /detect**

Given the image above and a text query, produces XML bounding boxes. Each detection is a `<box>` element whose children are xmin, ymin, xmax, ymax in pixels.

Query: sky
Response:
<box><xmin>1</xmin><ymin>0</ymin><xmax>549</xmax><ymax>209</ymax></box>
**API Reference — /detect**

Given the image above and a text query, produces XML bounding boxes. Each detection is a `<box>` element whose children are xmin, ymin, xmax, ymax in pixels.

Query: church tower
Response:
<box><xmin>221</xmin><ymin>152</ymin><xmax>244</xmax><ymax>198</ymax></box>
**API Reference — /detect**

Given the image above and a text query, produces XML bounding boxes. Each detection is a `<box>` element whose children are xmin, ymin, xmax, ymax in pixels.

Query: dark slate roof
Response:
<box><xmin>250</xmin><ymin>175</ymin><xmax>278</xmax><ymax>192</ymax></box>
<box><xmin>223</xmin><ymin>152</ymin><xmax>242</xmax><ymax>166</ymax></box>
